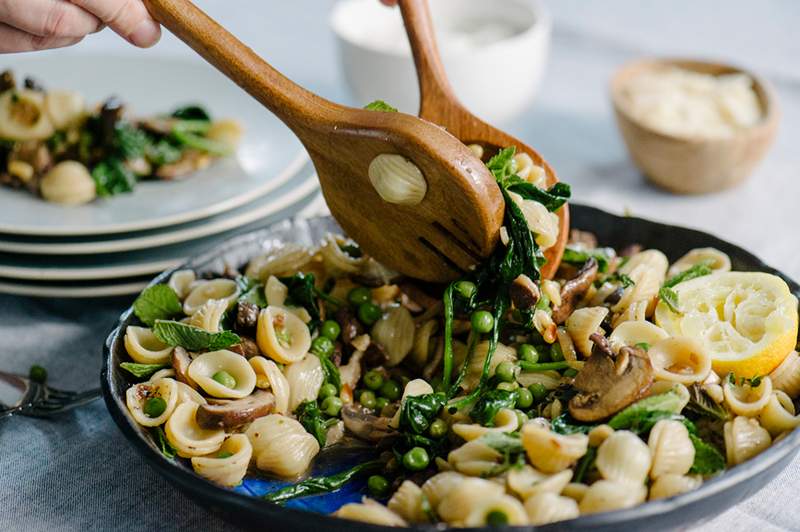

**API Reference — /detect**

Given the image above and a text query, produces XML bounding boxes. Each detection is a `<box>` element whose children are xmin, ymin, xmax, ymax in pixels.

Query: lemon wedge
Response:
<box><xmin>655</xmin><ymin>272</ymin><xmax>799</xmax><ymax>378</ymax></box>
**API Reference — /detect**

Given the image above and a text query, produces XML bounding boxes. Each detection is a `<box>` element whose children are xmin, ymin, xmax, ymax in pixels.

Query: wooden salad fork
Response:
<box><xmin>142</xmin><ymin>0</ymin><xmax>505</xmax><ymax>283</ymax></box>
<box><xmin>398</xmin><ymin>0</ymin><xmax>569</xmax><ymax>278</ymax></box>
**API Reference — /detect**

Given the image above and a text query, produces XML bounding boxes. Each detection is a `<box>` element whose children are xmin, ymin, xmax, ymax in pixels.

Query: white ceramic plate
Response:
<box><xmin>0</xmin><ymin>179</ymin><xmax>320</xmax><ymax>281</ymax></box>
<box><xmin>0</xmin><ymin>278</ymin><xmax>150</xmax><ymax>298</ymax></box>
<box><xmin>0</xmin><ymin>53</ymin><xmax>307</xmax><ymax>236</ymax></box>
<box><xmin>0</xmin><ymin>166</ymin><xmax>319</xmax><ymax>255</ymax></box>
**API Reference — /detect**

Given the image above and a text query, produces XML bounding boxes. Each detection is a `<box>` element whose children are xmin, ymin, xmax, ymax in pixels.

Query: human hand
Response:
<box><xmin>0</xmin><ymin>0</ymin><xmax>161</xmax><ymax>53</ymax></box>
<box><xmin>379</xmin><ymin>0</ymin><xmax>398</xmax><ymax>5</ymax></box>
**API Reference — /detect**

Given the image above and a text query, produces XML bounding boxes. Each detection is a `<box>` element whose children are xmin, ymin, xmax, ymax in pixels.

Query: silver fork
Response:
<box><xmin>0</xmin><ymin>370</ymin><xmax>101</xmax><ymax>418</ymax></box>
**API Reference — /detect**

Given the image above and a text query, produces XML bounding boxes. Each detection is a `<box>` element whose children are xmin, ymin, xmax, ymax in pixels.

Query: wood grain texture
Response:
<box><xmin>611</xmin><ymin>58</ymin><xmax>779</xmax><ymax>194</ymax></box>
<box><xmin>143</xmin><ymin>0</ymin><xmax>504</xmax><ymax>282</ymax></box>
<box><xmin>399</xmin><ymin>0</ymin><xmax>569</xmax><ymax>279</ymax></box>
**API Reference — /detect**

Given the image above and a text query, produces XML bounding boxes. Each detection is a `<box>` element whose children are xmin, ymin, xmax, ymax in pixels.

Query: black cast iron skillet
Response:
<box><xmin>102</xmin><ymin>204</ymin><xmax>800</xmax><ymax>531</ymax></box>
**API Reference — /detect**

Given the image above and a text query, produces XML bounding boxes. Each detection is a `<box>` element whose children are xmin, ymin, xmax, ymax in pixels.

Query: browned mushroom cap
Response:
<box><xmin>509</xmin><ymin>274</ymin><xmax>540</xmax><ymax>310</ymax></box>
<box><xmin>171</xmin><ymin>347</ymin><xmax>197</xmax><ymax>389</ymax></box>
<box><xmin>552</xmin><ymin>258</ymin><xmax>599</xmax><ymax>324</ymax></box>
<box><xmin>568</xmin><ymin>333</ymin><xmax>654</xmax><ymax>422</ymax></box>
<box><xmin>335</xmin><ymin>307</ymin><xmax>365</xmax><ymax>345</ymax></box>
<box><xmin>196</xmin><ymin>390</ymin><xmax>275</xmax><ymax>430</ymax></box>
<box><xmin>341</xmin><ymin>404</ymin><xmax>397</xmax><ymax>442</ymax></box>
<box><xmin>229</xmin><ymin>336</ymin><xmax>261</xmax><ymax>359</ymax></box>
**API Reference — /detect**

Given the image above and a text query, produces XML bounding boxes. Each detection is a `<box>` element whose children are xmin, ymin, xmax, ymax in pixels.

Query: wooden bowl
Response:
<box><xmin>610</xmin><ymin>58</ymin><xmax>779</xmax><ymax>194</ymax></box>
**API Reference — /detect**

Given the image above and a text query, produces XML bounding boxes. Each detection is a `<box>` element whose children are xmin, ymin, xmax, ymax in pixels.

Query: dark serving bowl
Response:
<box><xmin>102</xmin><ymin>204</ymin><xmax>800</xmax><ymax>531</ymax></box>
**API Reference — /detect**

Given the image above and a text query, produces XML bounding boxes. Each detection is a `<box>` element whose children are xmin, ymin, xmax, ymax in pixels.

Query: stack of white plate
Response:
<box><xmin>0</xmin><ymin>54</ymin><xmax>322</xmax><ymax>298</ymax></box>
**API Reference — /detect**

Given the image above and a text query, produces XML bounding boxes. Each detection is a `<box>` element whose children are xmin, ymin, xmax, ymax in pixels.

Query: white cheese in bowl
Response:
<box><xmin>619</xmin><ymin>67</ymin><xmax>762</xmax><ymax>139</ymax></box>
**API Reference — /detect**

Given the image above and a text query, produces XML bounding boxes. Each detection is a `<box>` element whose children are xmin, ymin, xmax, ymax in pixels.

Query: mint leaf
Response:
<box><xmin>364</xmin><ymin>100</ymin><xmax>397</xmax><ymax>112</ymax></box>
<box><xmin>152</xmin><ymin>426</ymin><xmax>176</xmax><ymax>459</ymax></box>
<box><xmin>664</xmin><ymin>262</ymin><xmax>714</xmax><ymax>288</ymax></box>
<box><xmin>659</xmin><ymin>286</ymin><xmax>681</xmax><ymax>313</ymax></box>
<box><xmin>608</xmin><ymin>391</ymin><xmax>684</xmax><ymax>429</ymax></box>
<box><xmin>689</xmin><ymin>433</ymin><xmax>725</xmax><ymax>475</ymax></box>
<box><xmin>236</xmin><ymin>276</ymin><xmax>267</xmax><ymax>307</ymax></box>
<box><xmin>120</xmin><ymin>362</ymin><xmax>170</xmax><ymax>379</ymax></box>
<box><xmin>153</xmin><ymin>320</ymin><xmax>240</xmax><ymax>350</ymax></box>
<box><xmin>505</xmin><ymin>181</ymin><xmax>571</xmax><ymax>212</ymax></box>
<box><xmin>133</xmin><ymin>284</ymin><xmax>183</xmax><ymax>326</ymax></box>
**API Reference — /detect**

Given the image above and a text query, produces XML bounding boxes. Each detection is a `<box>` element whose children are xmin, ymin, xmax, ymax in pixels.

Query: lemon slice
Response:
<box><xmin>655</xmin><ymin>272</ymin><xmax>798</xmax><ymax>378</ymax></box>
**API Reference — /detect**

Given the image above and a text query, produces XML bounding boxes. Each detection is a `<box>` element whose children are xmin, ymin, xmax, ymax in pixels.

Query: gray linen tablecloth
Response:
<box><xmin>1</xmin><ymin>1</ymin><xmax>798</xmax><ymax>530</ymax></box>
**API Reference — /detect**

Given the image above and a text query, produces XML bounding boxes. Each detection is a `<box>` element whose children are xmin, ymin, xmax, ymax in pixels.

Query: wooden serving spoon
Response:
<box><xmin>399</xmin><ymin>0</ymin><xmax>569</xmax><ymax>278</ymax></box>
<box><xmin>143</xmin><ymin>0</ymin><xmax>503</xmax><ymax>282</ymax></box>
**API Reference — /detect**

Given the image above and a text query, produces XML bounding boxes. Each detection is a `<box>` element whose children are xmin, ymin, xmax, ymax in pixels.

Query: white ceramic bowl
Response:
<box><xmin>330</xmin><ymin>0</ymin><xmax>551</xmax><ymax>124</ymax></box>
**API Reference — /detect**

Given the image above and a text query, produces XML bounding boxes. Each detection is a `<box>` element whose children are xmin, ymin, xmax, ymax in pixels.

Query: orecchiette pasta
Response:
<box><xmin>648</xmin><ymin>474</ymin><xmax>702</xmax><ymax>500</ymax></box>
<box><xmin>509</xmin><ymin>192</ymin><xmax>560</xmax><ymax>250</ymax></box>
<box><xmin>168</xmin><ymin>269</ymin><xmax>196</xmax><ymax>300</ymax></box>
<box><xmin>463</xmin><ymin>494</ymin><xmax>529</xmax><ymax>526</ymax></box>
<box><xmin>187</xmin><ymin>350</ymin><xmax>257</xmax><ymax>399</ymax></box>
<box><xmin>188</xmin><ymin>299</ymin><xmax>229</xmax><ymax>332</ymax></box>
<box><xmin>249</xmin><ymin>356</ymin><xmax>290</xmax><ymax>414</ymax></box>
<box><xmin>265</xmin><ymin>275</ymin><xmax>289</xmax><ymax>306</ymax></box>
<box><xmin>387</xmin><ymin>481</ymin><xmax>427</xmax><ymax>523</ymax></box>
<box><xmin>579</xmin><ymin>480</ymin><xmax>647</xmax><ymax>514</ymax></box>
<box><xmin>371</xmin><ymin>306</ymin><xmax>415</xmax><ymax>366</ymax></box>
<box><xmin>191</xmin><ymin>434</ymin><xmax>252</xmax><ymax>487</ymax></box>
<box><xmin>596</xmin><ymin>430</ymin><xmax>652</xmax><ymax>485</ymax></box>
<box><xmin>246</xmin><ymin>415</ymin><xmax>319</xmax><ymax>478</ymax></box>
<box><xmin>769</xmin><ymin>351</ymin><xmax>800</xmax><ymax>398</ymax></box>
<box><xmin>320</xmin><ymin>234</ymin><xmax>367</xmax><ymax>275</ymax></box>
<box><xmin>668</xmin><ymin>247</ymin><xmax>731</xmax><ymax>278</ymax></box>
<box><xmin>452</xmin><ymin>408</ymin><xmax>519</xmax><ymax>441</ymax></box>
<box><xmin>566</xmin><ymin>306</ymin><xmax>609</xmax><ymax>356</ymax></box>
<box><xmin>649</xmin><ymin>337</ymin><xmax>712</xmax><ymax>384</ymax></box>
<box><xmin>723</xmin><ymin>375</ymin><xmax>773</xmax><ymax>417</ymax></box>
<box><xmin>421</xmin><ymin>471</ymin><xmax>466</xmax><ymax>509</ymax></box>
<box><xmin>126</xmin><ymin>377</ymin><xmax>179</xmax><ymax>427</ymax></box>
<box><xmin>334</xmin><ymin>498</ymin><xmax>407</xmax><ymax>526</ymax></box>
<box><xmin>284</xmin><ymin>354</ymin><xmax>325</xmax><ymax>412</ymax></box>
<box><xmin>462</xmin><ymin>341</ymin><xmax>517</xmax><ymax>391</ymax></box>
<box><xmin>648</xmin><ymin>420</ymin><xmax>695</xmax><ymax>479</ymax></box>
<box><xmin>724</xmin><ymin>416</ymin><xmax>772</xmax><ymax>466</ymax></box>
<box><xmin>183</xmin><ymin>279</ymin><xmax>238</xmax><ymax>315</ymax></box>
<box><xmin>437</xmin><ymin>478</ymin><xmax>505</xmax><ymax>523</ymax></box>
<box><xmin>244</xmin><ymin>243</ymin><xmax>312</xmax><ymax>281</ymax></box>
<box><xmin>521</xmin><ymin>424</ymin><xmax>589</xmax><ymax>473</ymax></box>
<box><xmin>608</xmin><ymin>320</ymin><xmax>669</xmax><ymax>353</ymax></box>
<box><xmin>758</xmin><ymin>391</ymin><xmax>800</xmax><ymax>437</ymax></box>
<box><xmin>524</xmin><ymin>492</ymin><xmax>580</xmax><ymax>526</ymax></box>
<box><xmin>506</xmin><ymin>465</ymin><xmax>572</xmax><ymax>500</ymax></box>
<box><xmin>256</xmin><ymin>306</ymin><xmax>312</xmax><ymax>364</ymax></box>
<box><xmin>447</xmin><ymin>438</ymin><xmax>503</xmax><ymax>476</ymax></box>
<box><xmin>124</xmin><ymin>326</ymin><xmax>173</xmax><ymax>364</ymax></box>
<box><xmin>411</xmin><ymin>319</ymin><xmax>438</xmax><ymax>367</ymax></box>
<box><xmin>587</xmin><ymin>424</ymin><xmax>614</xmax><ymax>447</ymax></box>
<box><xmin>165</xmin><ymin>402</ymin><xmax>225</xmax><ymax>457</ymax></box>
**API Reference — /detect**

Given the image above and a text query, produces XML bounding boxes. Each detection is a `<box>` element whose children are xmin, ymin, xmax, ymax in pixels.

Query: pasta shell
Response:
<box><xmin>521</xmin><ymin>424</ymin><xmax>589</xmax><ymax>473</ymax></box>
<box><xmin>187</xmin><ymin>350</ymin><xmax>257</xmax><ymax>399</ymax></box>
<box><xmin>175</xmin><ymin>380</ymin><xmax>206</xmax><ymax>405</ymax></box>
<box><xmin>619</xmin><ymin>249</ymin><xmax>669</xmax><ymax>278</ymax></box>
<box><xmin>646</xmin><ymin>382</ymin><xmax>691</xmax><ymax>411</ymax></box>
<box><xmin>183</xmin><ymin>279</ymin><xmax>239</xmax><ymax>315</ymax></box>
<box><xmin>246</xmin><ymin>414</ymin><xmax>320</xmax><ymax>478</ymax></box>
<box><xmin>284</xmin><ymin>354</ymin><xmax>325</xmax><ymax>412</ymax></box>
<box><xmin>437</xmin><ymin>478</ymin><xmax>505</xmax><ymax>524</ymax></box>
<box><xmin>421</xmin><ymin>471</ymin><xmax>466</xmax><ymax>509</ymax></box>
<box><xmin>126</xmin><ymin>377</ymin><xmax>179</xmax><ymax>427</ymax></box>
<box><xmin>579</xmin><ymin>480</ymin><xmax>647</xmax><ymax>514</ymax></box>
<box><xmin>609</xmin><ymin>320</ymin><xmax>669</xmax><ymax>353</ymax></box>
<box><xmin>769</xmin><ymin>351</ymin><xmax>800</xmax><ymax>398</ymax></box>
<box><xmin>596</xmin><ymin>431</ymin><xmax>651</xmax><ymax>485</ymax></box>
<box><xmin>649</xmin><ymin>337</ymin><xmax>712</xmax><ymax>384</ymax></box>
<box><xmin>463</xmin><ymin>494</ymin><xmax>529</xmax><ymax>526</ymax></box>
<box><xmin>124</xmin><ymin>326</ymin><xmax>173</xmax><ymax>364</ymax></box>
<box><xmin>188</xmin><ymin>299</ymin><xmax>229</xmax><ymax>332</ymax></box>
<box><xmin>668</xmin><ymin>247</ymin><xmax>731</xmax><ymax>278</ymax></box>
<box><xmin>759</xmin><ymin>391</ymin><xmax>800</xmax><ymax>437</ymax></box>
<box><xmin>0</xmin><ymin>89</ymin><xmax>54</xmax><ymax>141</ymax></box>
<box><xmin>648</xmin><ymin>420</ymin><xmax>695</xmax><ymax>479</ymax></box>
<box><xmin>723</xmin><ymin>375</ymin><xmax>773</xmax><ymax>416</ymax></box>
<box><xmin>452</xmin><ymin>408</ymin><xmax>519</xmax><ymax>441</ymax></box>
<box><xmin>509</xmin><ymin>192</ymin><xmax>559</xmax><ymax>249</ymax></box>
<box><xmin>587</xmin><ymin>424</ymin><xmax>615</xmax><ymax>447</ymax></box>
<box><xmin>524</xmin><ymin>492</ymin><xmax>579</xmax><ymax>526</ymax></box>
<box><xmin>44</xmin><ymin>89</ymin><xmax>85</xmax><ymax>129</ymax></box>
<box><xmin>411</xmin><ymin>319</ymin><xmax>438</xmax><ymax>367</ymax></box>
<box><xmin>516</xmin><ymin>370</ymin><xmax>562</xmax><ymax>390</ymax></box>
<box><xmin>256</xmin><ymin>306</ymin><xmax>312</xmax><ymax>364</ymax></box>
<box><xmin>245</xmin><ymin>243</ymin><xmax>312</xmax><ymax>281</ymax></box>
<box><xmin>249</xmin><ymin>356</ymin><xmax>290</xmax><ymax>414</ymax></box>
<box><xmin>507</xmin><ymin>465</ymin><xmax>571</xmax><ymax>500</ymax></box>
<box><xmin>319</xmin><ymin>234</ymin><xmax>367</xmax><ymax>275</ymax></box>
<box><xmin>724</xmin><ymin>416</ymin><xmax>772</xmax><ymax>465</ymax></box>
<box><xmin>265</xmin><ymin>275</ymin><xmax>288</xmax><ymax>306</ymax></box>
<box><xmin>334</xmin><ymin>498</ymin><xmax>407</xmax><ymax>526</ymax></box>
<box><xmin>390</xmin><ymin>379</ymin><xmax>433</xmax><ymax>428</ymax></box>
<box><xmin>168</xmin><ymin>269</ymin><xmax>196</xmax><ymax>300</ymax></box>
<box><xmin>557</xmin><ymin>327</ymin><xmax>578</xmax><ymax>363</ymax></box>
<box><xmin>562</xmin><ymin>482</ymin><xmax>589</xmax><ymax>502</ymax></box>
<box><xmin>566</xmin><ymin>307</ymin><xmax>609</xmax><ymax>356</ymax></box>
<box><xmin>147</xmin><ymin>368</ymin><xmax>176</xmax><ymax>383</ymax></box>
<box><xmin>649</xmin><ymin>474</ymin><xmax>702</xmax><ymax>500</ymax></box>
<box><xmin>191</xmin><ymin>434</ymin><xmax>252</xmax><ymax>487</ymax></box>
<box><xmin>447</xmin><ymin>439</ymin><xmax>503</xmax><ymax>476</ymax></box>
<box><xmin>165</xmin><ymin>402</ymin><xmax>225</xmax><ymax>457</ymax></box>
<box><xmin>462</xmin><ymin>341</ymin><xmax>517</xmax><ymax>392</ymax></box>
<box><xmin>387</xmin><ymin>481</ymin><xmax>427</xmax><ymax>523</ymax></box>
<box><xmin>541</xmin><ymin>279</ymin><xmax>562</xmax><ymax>308</ymax></box>
<box><xmin>371</xmin><ymin>306</ymin><xmax>414</xmax><ymax>366</ymax></box>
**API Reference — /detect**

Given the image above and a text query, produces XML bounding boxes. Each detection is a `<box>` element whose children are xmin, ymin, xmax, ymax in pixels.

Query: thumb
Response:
<box><xmin>69</xmin><ymin>0</ymin><xmax>161</xmax><ymax>47</ymax></box>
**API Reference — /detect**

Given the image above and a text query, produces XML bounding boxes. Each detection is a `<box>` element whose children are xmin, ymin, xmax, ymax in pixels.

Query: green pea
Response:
<box><xmin>212</xmin><ymin>370</ymin><xmax>236</xmax><ymax>389</ymax></box>
<box><xmin>216</xmin><ymin>451</ymin><xmax>234</xmax><ymax>459</ymax></box>
<box><xmin>470</xmin><ymin>310</ymin><xmax>494</xmax><ymax>333</ymax></box>
<box><xmin>321</xmin><ymin>396</ymin><xmax>343</xmax><ymax>416</ymax></box>
<box><xmin>143</xmin><ymin>396</ymin><xmax>167</xmax><ymax>418</ymax></box>
<box><xmin>358</xmin><ymin>303</ymin><xmax>382</xmax><ymax>325</ymax></box>
<box><xmin>402</xmin><ymin>447</ymin><xmax>430</xmax><ymax>471</ymax></box>
<box><xmin>495</xmin><ymin>361</ymin><xmax>516</xmax><ymax>382</ymax></box>
<box><xmin>454</xmin><ymin>280</ymin><xmax>477</xmax><ymax>300</ymax></box>
<box><xmin>486</xmin><ymin>510</ymin><xmax>509</xmax><ymax>526</ymax></box>
<box><xmin>563</xmin><ymin>368</ymin><xmax>579</xmax><ymax>378</ymax></box>
<box><xmin>348</xmin><ymin>287</ymin><xmax>372</xmax><ymax>306</ymax></box>
<box><xmin>320</xmin><ymin>319</ymin><xmax>341</xmax><ymax>341</ymax></box>
<box><xmin>318</xmin><ymin>383</ymin><xmax>338</xmax><ymax>399</ymax></box>
<box><xmin>550</xmin><ymin>343</ymin><xmax>565</xmax><ymax>362</ymax></box>
<box><xmin>359</xmin><ymin>390</ymin><xmax>377</xmax><ymax>409</ymax></box>
<box><xmin>367</xmin><ymin>474</ymin><xmax>390</xmax><ymax>497</ymax></box>
<box><xmin>496</xmin><ymin>381</ymin><xmax>518</xmax><ymax>392</ymax></box>
<box><xmin>429</xmin><ymin>418</ymin><xmax>448</xmax><ymax>438</ymax></box>
<box><xmin>29</xmin><ymin>364</ymin><xmax>47</xmax><ymax>383</ymax></box>
<box><xmin>363</xmin><ymin>370</ymin><xmax>384</xmax><ymax>391</ymax></box>
<box><xmin>311</xmin><ymin>336</ymin><xmax>334</xmax><ymax>357</ymax></box>
<box><xmin>379</xmin><ymin>379</ymin><xmax>401</xmax><ymax>401</ymax></box>
<box><xmin>529</xmin><ymin>382</ymin><xmax>548</xmax><ymax>402</ymax></box>
<box><xmin>517</xmin><ymin>344</ymin><xmax>539</xmax><ymax>363</ymax></box>
<box><xmin>516</xmin><ymin>387</ymin><xmax>533</xmax><ymax>409</ymax></box>
<box><xmin>375</xmin><ymin>397</ymin><xmax>389</xmax><ymax>411</ymax></box>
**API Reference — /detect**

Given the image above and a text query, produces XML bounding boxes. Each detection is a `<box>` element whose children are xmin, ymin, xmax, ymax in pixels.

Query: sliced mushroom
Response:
<box><xmin>196</xmin><ymin>390</ymin><xmax>275</xmax><ymax>430</ymax></box>
<box><xmin>171</xmin><ymin>347</ymin><xmax>197</xmax><ymax>389</ymax></box>
<box><xmin>335</xmin><ymin>307</ymin><xmax>364</xmax><ymax>345</ymax></box>
<box><xmin>235</xmin><ymin>301</ymin><xmax>259</xmax><ymax>334</ymax></box>
<box><xmin>509</xmin><ymin>274</ymin><xmax>540</xmax><ymax>310</ymax></box>
<box><xmin>229</xmin><ymin>336</ymin><xmax>261</xmax><ymax>359</ymax></box>
<box><xmin>341</xmin><ymin>404</ymin><xmax>397</xmax><ymax>442</ymax></box>
<box><xmin>552</xmin><ymin>258</ymin><xmax>599</xmax><ymax>324</ymax></box>
<box><xmin>569</xmin><ymin>333</ymin><xmax>653</xmax><ymax>422</ymax></box>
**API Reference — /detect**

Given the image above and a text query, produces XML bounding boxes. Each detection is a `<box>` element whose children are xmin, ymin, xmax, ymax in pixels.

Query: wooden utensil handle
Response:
<box><xmin>143</xmin><ymin>0</ymin><xmax>336</xmax><ymax>133</ymax></box>
<box><xmin>399</xmin><ymin>0</ymin><xmax>459</xmax><ymax>116</ymax></box>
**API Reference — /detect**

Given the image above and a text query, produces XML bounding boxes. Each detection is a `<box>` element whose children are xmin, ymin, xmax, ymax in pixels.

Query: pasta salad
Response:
<box><xmin>120</xmin><ymin>146</ymin><xmax>799</xmax><ymax>527</ymax></box>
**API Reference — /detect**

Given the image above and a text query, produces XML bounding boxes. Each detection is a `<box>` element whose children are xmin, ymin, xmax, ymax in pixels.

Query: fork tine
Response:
<box><xmin>46</xmin><ymin>387</ymin><xmax>79</xmax><ymax>400</ymax></box>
